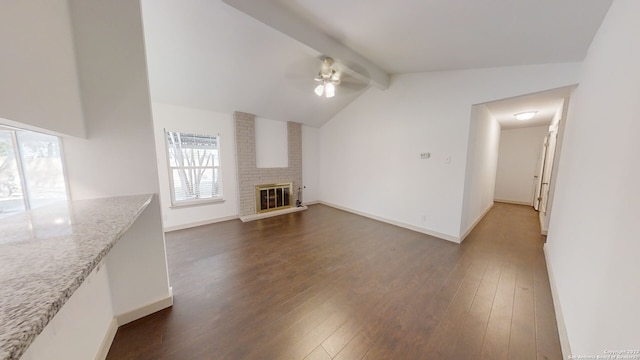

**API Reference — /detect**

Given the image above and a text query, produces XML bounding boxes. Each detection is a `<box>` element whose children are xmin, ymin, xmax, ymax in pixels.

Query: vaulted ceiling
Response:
<box><xmin>140</xmin><ymin>0</ymin><xmax>612</xmax><ymax>127</ymax></box>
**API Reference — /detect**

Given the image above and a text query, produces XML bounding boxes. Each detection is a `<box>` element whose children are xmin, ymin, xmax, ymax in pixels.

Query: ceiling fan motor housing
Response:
<box><xmin>316</xmin><ymin>57</ymin><xmax>340</xmax><ymax>84</ymax></box>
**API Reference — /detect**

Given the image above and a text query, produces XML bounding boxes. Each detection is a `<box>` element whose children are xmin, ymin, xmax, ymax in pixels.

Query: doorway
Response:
<box><xmin>483</xmin><ymin>86</ymin><xmax>575</xmax><ymax>234</ymax></box>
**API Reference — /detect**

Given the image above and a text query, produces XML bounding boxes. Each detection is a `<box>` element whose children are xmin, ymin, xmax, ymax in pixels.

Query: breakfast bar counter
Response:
<box><xmin>0</xmin><ymin>195</ymin><xmax>154</xmax><ymax>360</ymax></box>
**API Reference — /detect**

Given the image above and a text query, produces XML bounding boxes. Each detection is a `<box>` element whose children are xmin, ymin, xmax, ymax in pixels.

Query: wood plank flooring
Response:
<box><xmin>106</xmin><ymin>203</ymin><xmax>562</xmax><ymax>359</ymax></box>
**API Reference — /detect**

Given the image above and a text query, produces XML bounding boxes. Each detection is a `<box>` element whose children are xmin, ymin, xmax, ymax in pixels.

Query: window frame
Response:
<box><xmin>0</xmin><ymin>126</ymin><xmax>70</xmax><ymax>217</ymax></box>
<box><xmin>164</xmin><ymin>130</ymin><xmax>224</xmax><ymax>207</ymax></box>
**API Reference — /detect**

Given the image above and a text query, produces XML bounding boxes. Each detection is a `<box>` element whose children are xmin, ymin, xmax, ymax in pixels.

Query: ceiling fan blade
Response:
<box><xmin>285</xmin><ymin>56</ymin><xmax>322</xmax><ymax>87</ymax></box>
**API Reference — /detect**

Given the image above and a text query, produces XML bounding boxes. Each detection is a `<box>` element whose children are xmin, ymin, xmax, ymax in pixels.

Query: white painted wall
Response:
<box><xmin>106</xmin><ymin>196</ymin><xmax>172</xmax><ymax>318</ymax></box>
<box><xmin>63</xmin><ymin>0</ymin><xmax>161</xmax><ymax>200</ymax></box>
<box><xmin>255</xmin><ymin>117</ymin><xmax>288</xmax><ymax>168</ymax></box>
<box><xmin>302</xmin><ymin>126</ymin><xmax>320</xmax><ymax>204</ymax></box>
<box><xmin>460</xmin><ymin>104</ymin><xmax>500</xmax><ymax>238</ymax></box>
<box><xmin>545</xmin><ymin>0</ymin><xmax>640</xmax><ymax>356</ymax></box>
<box><xmin>151</xmin><ymin>103</ymin><xmax>239</xmax><ymax>230</ymax></box>
<box><xmin>320</xmin><ymin>63</ymin><xmax>581</xmax><ymax>241</ymax></box>
<box><xmin>14</xmin><ymin>0</ymin><xmax>173</xmax><ymax>357</ymax></box>
<box><xmin>494</xmin><ymin>125</ymin><xmax>549</xmax><ymax>205</ymax></box>
<box><xmin>0</xmin><ymin>1</ymin><xmax>85</xmax><ymax>138</ymax></box>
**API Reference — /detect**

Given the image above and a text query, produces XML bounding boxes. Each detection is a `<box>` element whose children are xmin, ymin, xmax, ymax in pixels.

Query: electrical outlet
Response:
<box><xmin>444</xmin><ymin>155</ymin><xmax>451</xmax><ymax>164</ymax></box>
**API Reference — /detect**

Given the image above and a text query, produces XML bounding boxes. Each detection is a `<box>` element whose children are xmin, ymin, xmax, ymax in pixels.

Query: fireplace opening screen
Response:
<box><xmin>256</xmin><ymin>183</ymin><xmax>292</xmax><ymax>213</ymax></box>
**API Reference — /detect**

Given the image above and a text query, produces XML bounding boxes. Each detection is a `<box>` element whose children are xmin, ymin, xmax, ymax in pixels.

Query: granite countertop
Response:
<box><xmin>0</xmin><ymin>194</ymin><xmax>153</xmax><ymax>360</ymax></box>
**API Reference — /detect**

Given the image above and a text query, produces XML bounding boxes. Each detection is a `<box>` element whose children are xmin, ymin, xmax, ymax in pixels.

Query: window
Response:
<box><xmin>0</xmin><ymin>127</ymin><xmax>68</xmax><ymax>218</ymax></box>
<box><xmin>165</xmin><ymin>131</ymin><xmax>222</xmax><ymax>206</ymax></box>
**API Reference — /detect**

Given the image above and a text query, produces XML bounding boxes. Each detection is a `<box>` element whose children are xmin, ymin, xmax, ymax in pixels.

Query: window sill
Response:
<box><xmin>170</xmin><ymin>198</ymin><xmax>225</xmax><ymax>209</ymax></box>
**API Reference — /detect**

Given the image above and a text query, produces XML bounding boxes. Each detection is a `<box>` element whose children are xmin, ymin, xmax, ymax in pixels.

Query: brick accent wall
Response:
<box><xmin>234</xmin><ymin>111</ymin><xmax>302</xmax><ymax>216</ymax></box>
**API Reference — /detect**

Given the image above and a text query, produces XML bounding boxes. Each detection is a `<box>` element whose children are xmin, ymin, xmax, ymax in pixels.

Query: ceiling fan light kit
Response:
<box><xmin>324</xmin><ymin>82</ymin><xmax>335</xmax><ymax>97</ymax></box>
<box><xmin>314</xmin><ymin>57</ymin><xmax>340</xmax><ymax>98</ymax></box>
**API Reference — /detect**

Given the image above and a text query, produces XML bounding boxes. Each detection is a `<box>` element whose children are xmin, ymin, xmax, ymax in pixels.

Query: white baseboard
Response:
<box><xmin>539</xmin><ymin>212</ymin><xmax>549</xmax><ymax>235</ymax></box>
<box><xmin>303</xmin><ymin>200</ymin><xmax>320</xmax><ymax>205</ymax></box>
<box><xmin>319</xmin><ymin>201</ymin><xmax>459</xmax><ymax>243</ymax></box>
<box><xmin>95</xmin><ymin>319</ymin><xmax>118</xmax><ymax>360</ymax></box>
<box><xmin>239</xmin><ymin>205</ymin><xmax>307</xmax><ymax>222</ymax></box>
<box><xmin>494</xmin><ymin>199</ymin><xmax>533</xmax><ymax>206</ymax></box>
<box><xmin>97</xmin><ymin>292</ymin><xmax>174</xmax><ymax>358</ymax></box>
<box><xmin>543</xmin><ymin>245</ymin><xmax>572</xmax><ymax>359</ymax></box>
<box><xmin>461</xmin><ymin>203</ymin><xmax>494</xmax><ymax>242</ymax></box>
<box><xmin>164</xmin><ymin>215</ymin><xmax>238</xmax><ymax>232</ymax></box>
<box><xmin>115</xmin><ymin>293</ymin><xmax>174</xmax><ymax>327</ymax></box>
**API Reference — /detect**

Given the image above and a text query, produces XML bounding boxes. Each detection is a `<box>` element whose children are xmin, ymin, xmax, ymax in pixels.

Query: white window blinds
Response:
<box><xmin>165</xmin><ymin>131</ymin><xmax>222</xmax><ymax>205</ymax></box>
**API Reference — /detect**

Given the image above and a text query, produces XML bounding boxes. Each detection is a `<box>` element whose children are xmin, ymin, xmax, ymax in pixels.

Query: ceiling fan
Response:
<box><xmin>285</xmin><ymin>56</ymin><xmax>370</xmax><ymax>98</ymax></box>
<box><xmin>314</xmin><ymin>57</ymin><xmax>340</xmax><ymax>98</ymax></box>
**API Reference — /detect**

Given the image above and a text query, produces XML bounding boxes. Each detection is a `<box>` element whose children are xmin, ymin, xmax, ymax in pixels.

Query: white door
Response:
<box><xmin>539</xmin><ymin>131</ymin><xmax>558</xmax><ymax>215</ymax></box>
<box><xmin>533</xmin><ymin>136</ymin><xmax>548</xmax><ymax>211</ymax></box>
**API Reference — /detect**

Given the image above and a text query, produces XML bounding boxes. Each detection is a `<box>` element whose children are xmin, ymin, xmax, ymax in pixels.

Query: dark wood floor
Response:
<box><xmin>106</xmin><ymin>203</ymin><xmax>562</xmax><ymax>360</ymax></box>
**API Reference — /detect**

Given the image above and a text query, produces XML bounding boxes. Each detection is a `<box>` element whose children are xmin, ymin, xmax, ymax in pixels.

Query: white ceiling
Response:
<box><xmin>140</xmin><ymin>0</ymin><xmax>612</xmax><ymax>127</ymax></box>
<box><xmin>483</xmin><ymin>86</ymin><xmax>575</xmax><ymax>130</ymax></box>
<box><xmin>277</xmin><ymin>0</ymin><xmax>612</xmax><ymax>74</ymax></box>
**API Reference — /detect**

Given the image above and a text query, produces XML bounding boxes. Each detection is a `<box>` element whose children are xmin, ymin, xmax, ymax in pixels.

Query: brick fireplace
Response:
<box><xmin>234</xmin><ymin>111</ymin><xmax>302</xmax><ymax>218</ymax></box>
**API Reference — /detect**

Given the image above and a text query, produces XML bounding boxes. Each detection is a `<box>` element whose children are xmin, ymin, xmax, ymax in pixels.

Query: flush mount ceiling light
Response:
<box><xmin>514</xmin><ymin>111</ymin><xmax>538</xmax><ymax>121</ymax></box>
<box><xmin>314</xmin><ymin>57</ymin><xmax>340</xmax><ymax>98</ymax></box>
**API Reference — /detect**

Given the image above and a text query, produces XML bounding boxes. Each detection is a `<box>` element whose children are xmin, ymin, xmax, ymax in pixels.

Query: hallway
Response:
<box><xmin>107</xmin><ymin>203</ymin><xmax>561</xmax><ymax>359</ymax></box>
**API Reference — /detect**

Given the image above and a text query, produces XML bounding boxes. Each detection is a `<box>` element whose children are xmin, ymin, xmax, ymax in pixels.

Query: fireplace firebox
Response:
<box><xmin>255</xmin><ymin>183</ymin><xmax>292</xmax><ymax>213</ymax></box>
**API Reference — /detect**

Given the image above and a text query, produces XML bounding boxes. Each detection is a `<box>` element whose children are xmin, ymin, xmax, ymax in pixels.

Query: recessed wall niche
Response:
<box><xmin>255</xmin><ymin>117</ymin><xmax>288</xmax><ymax>168</ymax></box>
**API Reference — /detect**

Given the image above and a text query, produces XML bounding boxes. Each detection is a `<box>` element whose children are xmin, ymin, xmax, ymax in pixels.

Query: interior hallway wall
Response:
<box><xmin>460</xmin><ymin>104</ymin><xmax>501</xmax><ymax>237</ymax></box>
<box><xmin>545</xmin><ymin>0</ymin><xmax>640</xmax><ymax>355</ymax></box>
